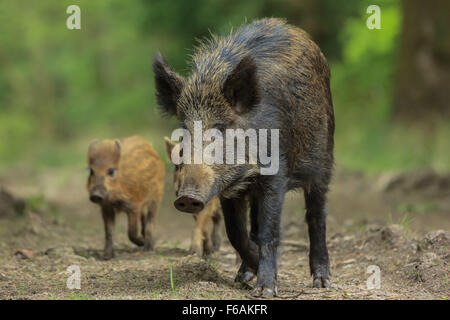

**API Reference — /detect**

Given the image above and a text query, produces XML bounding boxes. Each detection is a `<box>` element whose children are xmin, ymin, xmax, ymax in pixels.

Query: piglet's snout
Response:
<box><xmin>174</xmin><ymin>195</ymin><xmax>204</xmax><ymax>214</ymax></box>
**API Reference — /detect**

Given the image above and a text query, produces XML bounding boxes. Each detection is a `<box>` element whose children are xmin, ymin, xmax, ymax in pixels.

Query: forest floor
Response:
<box><xmin>0</xmin><ymin>167</ymin><xmax>449</xmax><ymax>300</ymax></box>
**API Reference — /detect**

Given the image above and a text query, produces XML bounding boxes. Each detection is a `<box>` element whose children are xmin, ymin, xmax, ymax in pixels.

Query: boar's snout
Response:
<box><xmin>174</xmin><ymin>195</ymin><xmax>205</xmax><ymax>214</ymax></box>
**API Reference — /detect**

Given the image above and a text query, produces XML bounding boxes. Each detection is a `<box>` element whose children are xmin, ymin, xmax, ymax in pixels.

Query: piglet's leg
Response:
<box><xmin>101</xmin><ymin>205</ymin><xmax>115</xmax><ymax>260</ymax></box>
<box><xmin>189</xmin><ymin>214</ymin><xmax>204</xmax><ymax>256</ymax></box>
<box><xmin>127</xmin><ymin>210</ymin><xmax>144</xmax><ymax>247</ymax></box>
<box><xmin>142</xmin><ymin>205</ymin><xmax>156</xmax><ymax>251</ymax></box>
<box><xmin>211</xmin><ymin>209</ymin><xmax>222</xmax><ymax>252</ymax></box>
<box><xmin>198</xmin><ymin>209</ymin><xmax>214</xmax><ymax>256</ymax></box>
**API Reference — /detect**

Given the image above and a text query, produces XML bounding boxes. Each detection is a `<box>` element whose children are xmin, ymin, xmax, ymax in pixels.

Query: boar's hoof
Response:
<box><xmin>252</xmin><ymin>286</ymin><xmax>278</xmax><ymax>298</ymax></box>
<box><xmin>313</xmin><ymin>277</ymin><xmax>330</xmax><ymax>288</ymax></box>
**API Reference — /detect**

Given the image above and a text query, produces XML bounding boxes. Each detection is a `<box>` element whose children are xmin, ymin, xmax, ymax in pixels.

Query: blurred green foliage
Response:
<box><xmin>0</xmin><ymin>0</ymin><xmax>448</xmax><ymax>173</ymax></box>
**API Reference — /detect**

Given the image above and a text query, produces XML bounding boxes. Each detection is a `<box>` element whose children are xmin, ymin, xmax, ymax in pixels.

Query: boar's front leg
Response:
<box><xmin>220</xmin><ymin>197</ymin><xmax>259</xmax><ymax>274</ymax></box>
<box><xmin>235</xmin><ymin>197</ymin><xmax>259</xmax><ymax>284</ymax></box>
<box><xmin>305</xmin><ymin>186</ymin><xmax>331</xmax><ymax>288</ymax></box>
<box><xmin>101</xmin><ymin>205</ymin><xmax>115</xmax><ymax>260</ymax></box>
<box><xmin>252</xmin><ymin>176</ymin><xmax>287</xmax><ymax>298</ymax></box>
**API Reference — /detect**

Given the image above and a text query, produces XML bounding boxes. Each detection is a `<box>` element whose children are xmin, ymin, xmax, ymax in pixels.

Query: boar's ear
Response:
<box><xmin>164</xmin><ymin>136</ymin><xmax>176</xmax><ymax>159</ymax></box>
<box><xmin>153</xmin><ymin>53</ymin><xmax>184</xmax><ymax>117</ymax></box>
<box><xmin>223</xmin><ymin>56</ymin><xmax>261</xmax><ymax>114</ymax></box>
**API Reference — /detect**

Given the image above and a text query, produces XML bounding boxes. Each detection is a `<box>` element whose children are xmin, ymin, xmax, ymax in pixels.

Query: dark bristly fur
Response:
<box><xmin>153</xmin><ymin>18</ymin><xmax>334</xmax><ymax>297</ymax></box>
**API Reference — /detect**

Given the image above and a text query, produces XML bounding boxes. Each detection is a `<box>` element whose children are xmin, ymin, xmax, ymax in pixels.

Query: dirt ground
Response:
<box><xmin>0</xmin><ymin>167</ymin><xmax>448</xmax><ymax>300</ymax></box>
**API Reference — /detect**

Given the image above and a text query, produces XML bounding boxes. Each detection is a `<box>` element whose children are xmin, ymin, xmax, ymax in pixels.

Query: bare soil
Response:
<box><xmin>0</xmin><ymin>167</ymin><xmax>448</xmax><ymax>300</ymax></box>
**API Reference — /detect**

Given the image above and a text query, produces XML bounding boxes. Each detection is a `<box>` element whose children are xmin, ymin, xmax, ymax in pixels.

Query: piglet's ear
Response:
<box><xmin>223</xmin><ymin>56</ymin><xmax>261</xmax><ymax>114</ymax></box>
<box><xmin>115</xmin><ymin>140</ymin><xmax>122</xmax><ymax>156</ymax></box>
<box><xmin>153</xmin><ymin>53</ymin><xmax>184</xmax><ymax>117</ymax></box>
<box><xmin>164</xmin><ymin>137</ymin><xmax>182</xmax><ymax>164</ymax></box>
<box><xmin>87</xmin><ymin>139</ymin><xmax>99</xmax><ymax>165</ymax></box>
<box><xmin>164</xmin><ymin>136</ymin><xmax>175</xmax><ymax>159</ymax></box>
<box><xmin>88</xmin><ymin>139</ymin><xmax>99</xmax><ymax>157</ymax></box>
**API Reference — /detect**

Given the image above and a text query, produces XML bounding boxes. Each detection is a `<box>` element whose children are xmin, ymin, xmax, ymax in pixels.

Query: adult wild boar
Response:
<box><xmin>153</xmin><ymin>18</ymin><xmax>334</xmax><ymax>297</ymax></box>
<box><xmin>87</xmin><ymin>136</ymin><xmax>165</xmax><ymax>260</ymax></box>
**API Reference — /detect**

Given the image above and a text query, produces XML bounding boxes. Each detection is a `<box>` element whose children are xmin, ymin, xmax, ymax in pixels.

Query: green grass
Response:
<box><xmin>443</xmin><ymin>273</ymin><xmax>448</xmax><ymax>290</ymax></box>
<box><xmin>1</xmin><ymin>0</ymin><xmax>447</xmax><ymax>177</ymax></box>
<box><xmin>335</xmin><ymin>120</ymin><xmax>450</xmax><ymax>174</ymax></box>
<box><xmin>67</xmin><ymin>292</ymin><xmax>89</xmax><ymax>300</ymax></box>
<box><xmin>387</xmin><ymin>212</ymin><xmax>415</xmax><ymax>231</ymax></box>
<box><xmin>396</xmin><ymin>202</ymin><xmax>437</xmax><ymax>215</ymax></box>
<box><xmin>169</xmin><ymin>264</ymin><xmax>175</xmax><ymax>291</ymax></box>
<box><xmin>0</xmin><ymin>119</ymin><xmax>178</xmax><ymax>175</ymax></box>
<box><xmin>25</xmin><ymin>194</ymin><xmax>48</xmax><ymax>211</ymax></box>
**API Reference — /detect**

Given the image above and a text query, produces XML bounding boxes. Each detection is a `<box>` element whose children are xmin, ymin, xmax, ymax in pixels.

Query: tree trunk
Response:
<box><xmin>394</xmin><ymin>0</ymin><xmax>450</xmax><ymax>122</ymax></box>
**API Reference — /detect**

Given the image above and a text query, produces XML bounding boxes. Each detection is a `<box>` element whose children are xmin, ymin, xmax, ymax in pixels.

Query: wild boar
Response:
<box><xmin>153</xmin><ymin>18</ymin><xmax>334</xmax><ymax>297</ymax></box>
<box><xmin>87</xmin><ymin>136</ymin><xmax>165</xmax><ymax>260</ymax></box>
<box><xmin>164</xmin><ymin>137</ymin><xmax>222</xmax><ymax>257</ymax></box>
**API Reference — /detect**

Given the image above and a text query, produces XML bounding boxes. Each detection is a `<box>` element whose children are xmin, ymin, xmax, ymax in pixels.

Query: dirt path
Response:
<box><xmin>0</xmin><ymin>168</ymin><xmax>448</xmax><ymax>299</ymax></box>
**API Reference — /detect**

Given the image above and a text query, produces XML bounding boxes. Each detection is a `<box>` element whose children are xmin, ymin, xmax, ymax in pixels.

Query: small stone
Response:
<box><xmin>424</xmin><ymin>230</ymin><xmax>449</xmax><ymax>246</ymax></box>
<box><xmin>342</xmin><ymin>258</ymin><xmax>356</xmax><ymax>265</ymax></box>
<box><xmin>381</xmin><ymin>224</ymin><xmax>409</xmax><ymax>248</ymax></box>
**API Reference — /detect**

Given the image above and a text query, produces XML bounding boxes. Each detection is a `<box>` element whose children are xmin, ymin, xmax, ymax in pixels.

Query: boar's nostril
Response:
<box><xmin>90</xmin><ymin>195</ymin><xmax>103</xmax><ymax>203</ymax></box>
<box><xmin>174</xmin><ymin>196</ymin><xmax>204</xmax><ymax>214</ymax></box>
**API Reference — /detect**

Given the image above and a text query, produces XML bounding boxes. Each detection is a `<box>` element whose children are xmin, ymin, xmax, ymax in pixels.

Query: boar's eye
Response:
<box><xmin>89</xmin><ymin>168</ymin><xmax>94</xmax><ymax>176</ymax></box>
<box><xmin>107</xmin><ymin>168</ymin><xmax>116</xmax><ymax>177</ymax></box>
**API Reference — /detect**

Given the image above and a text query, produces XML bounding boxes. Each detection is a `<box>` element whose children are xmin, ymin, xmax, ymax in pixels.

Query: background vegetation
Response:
<box><xmin>1</xmin><ymin>0</ymin><xmax>449</xmax><ymax>174</ymax></box>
